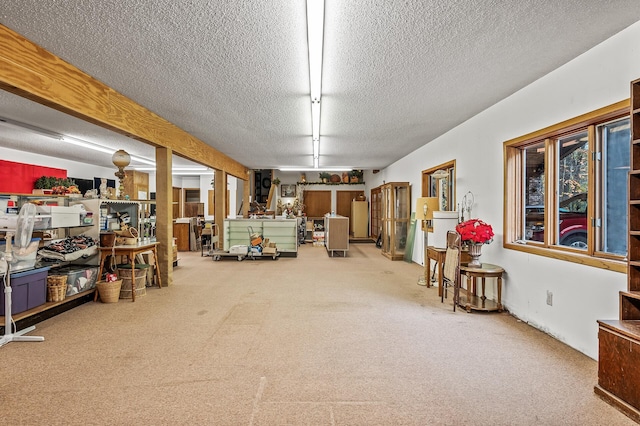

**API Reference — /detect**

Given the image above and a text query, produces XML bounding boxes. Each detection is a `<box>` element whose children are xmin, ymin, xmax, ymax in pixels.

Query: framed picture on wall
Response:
<box><xmin>281</xmin><ymin>184</ymin><xmax>296</xmax><ymax>198</ymax></box>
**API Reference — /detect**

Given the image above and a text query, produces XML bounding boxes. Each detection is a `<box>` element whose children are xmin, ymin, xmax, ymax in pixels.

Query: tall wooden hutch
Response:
<box><xmin>595</xmin><ymin>78</ymin><xmax>640</xmax><ymax>422</ymax></box>
<box><xmin>370</xmin><ymin>186</ymin><xmax>382</xmax><ymax>239</ymax></box>
<box><xmin>379</xmin><ymin>182</ymin><xmax>410</xmax><ymax>261</ymax></box>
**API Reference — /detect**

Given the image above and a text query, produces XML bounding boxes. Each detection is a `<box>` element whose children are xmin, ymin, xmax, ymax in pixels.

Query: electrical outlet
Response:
<box><xmin>546</xmin><ymin>290</ymin><xmax>553</xmax><ymax>306</ymax></box>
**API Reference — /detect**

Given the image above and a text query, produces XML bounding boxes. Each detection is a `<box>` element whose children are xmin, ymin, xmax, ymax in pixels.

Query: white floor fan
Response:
<box><xmin>0</xmin><ymin>203</ymin><xmax>44</xmax><ymax>348</ymax></box>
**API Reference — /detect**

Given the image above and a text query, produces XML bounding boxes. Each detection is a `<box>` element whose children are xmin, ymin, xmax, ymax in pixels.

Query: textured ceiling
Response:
<box><xmin>1</xmin><ymin>1</ymin><xmax>640</xmax><ymax>172</ymax></box>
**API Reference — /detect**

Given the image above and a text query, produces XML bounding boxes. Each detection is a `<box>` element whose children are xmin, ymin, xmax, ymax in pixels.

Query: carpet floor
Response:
<box><xmin>0</xmin><ymin>243</ymin><xmax>635</xmax><ymax>425</ymax></box>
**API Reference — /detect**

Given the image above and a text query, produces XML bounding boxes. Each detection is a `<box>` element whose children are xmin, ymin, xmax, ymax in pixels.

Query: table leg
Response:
<box><xmin>438</xmin><ymin>258</ymin><xmax>444</xmax><ymax>298</ymax></box>
<box><xmin>466</xmin><ymin>276</ymin><xmax>473</xmax><ymax>312</ymax></box>
<box><xmin>425</xmin><ymin>250</ymin><xmax>431</xmax><ymax>288</ymax></box>
<box><xmin>481</xmin><ymin>277</ymin><xmax>486</xmax><ymax>301</ymax></box>
<box><xmin>94</xmin><ymin>252</ymin><xmax>108</xmax><ymax>302</ymax></box>
<box><xmin>130</xmin><ymin>255</ymin><xmax>136</xmax><ymax>302</ymax></box>
<box><xmin>152</xmin><ymin>247</ymin><xmax>162</xmax><ymax>288</ymax></box>
<box><xmin>497</xmin><ymin>276</ymin><xmax>503</xmax><ymax>312</ymax></box>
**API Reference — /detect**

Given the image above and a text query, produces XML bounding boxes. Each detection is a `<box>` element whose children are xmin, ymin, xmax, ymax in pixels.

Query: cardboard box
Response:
<box><xmin>263</xmin><ymin>246</ymin><xmax>277</xmax><ymax>254</ymax></box>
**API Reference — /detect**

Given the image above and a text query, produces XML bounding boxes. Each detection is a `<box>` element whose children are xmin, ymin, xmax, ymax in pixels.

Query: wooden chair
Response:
<box><xmin>441</xmin><ymin>230</ymin><xmax>462</xmax><ymax>311</ymax></box>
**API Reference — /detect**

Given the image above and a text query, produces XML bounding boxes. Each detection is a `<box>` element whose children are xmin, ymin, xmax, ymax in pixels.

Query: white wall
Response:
<box><xmin>366</xmin><ymin>21</ymin><xmax>640</xmax><ymax>359</ymax></box>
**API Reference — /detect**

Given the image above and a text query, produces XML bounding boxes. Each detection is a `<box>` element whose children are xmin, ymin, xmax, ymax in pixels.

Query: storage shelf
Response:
<box><xmin>0</xmin><ymin>287</ymin><xmax>95</xmax><ymax>324</ymax></box>
<box><xmin>623</xmin><ymin>290</ymin><xmax>640</xmax><ymax>301</ymax></box>
<box><xmin>598</xmin><ymin>78</ymin><xmax>640</xmax><ymax>419</ymax></box>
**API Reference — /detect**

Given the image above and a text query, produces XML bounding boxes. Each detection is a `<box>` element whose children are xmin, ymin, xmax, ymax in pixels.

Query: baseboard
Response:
<box><xmin>594</xmin><ymin>385</ymin><xmax>640</xmax><ymax>424</ymax></box>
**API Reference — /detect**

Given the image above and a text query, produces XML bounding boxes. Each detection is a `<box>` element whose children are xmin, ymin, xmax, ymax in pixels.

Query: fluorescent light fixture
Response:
<box><xmin>306</xmin><ymin>0</ymin><xmax>325</xmax><ymax>101</ymax></box>
<box><xmin>171</xmin><ymin>171</ymin><xmax>214</xmax><ymax>176</ymax></box>
<box><xmin>63</xmin><ymin>136</ymin><xmax>156</xmax><ymax>165</ymax></box>
<box><xmin>0</xmin><ymin>116</ymin><xmax>156</xmax><ymax>165</ymax></box>
<box><xmin>0</xmin><ymin>117</ymin><xmax>63</xmax><ymax>140</ymax></box>
<box><xmin>62</xmin><ymin>135</ymin><xmax>118</xmax><ymax>155</ymax></box>
<box><xmin>279</xmin><ymin>167</ymin><xmax>352</xmax><ymax>172</ymax></box>
<box><xmin>307</xmin><ymin>0</ymin><xmax>325</xmax><ymax>168</ymax></box>
<box><xmin>311</xmin><ymin>100</ymin><xmax>320</xmax><ymax>140</ymax></box>
<box><xmin>134</xmin><ymin>166</ymin><xmax>208</xmax><ymax>171</ymax></box>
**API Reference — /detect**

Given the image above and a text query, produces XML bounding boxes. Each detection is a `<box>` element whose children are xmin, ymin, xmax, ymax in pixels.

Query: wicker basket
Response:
<box><xmin>46</xmin><ymin>275</ymin><xmax>68</xmax><ymax>302</ymax></box>
<box><xmin>96</xmin><ymin>280</ymin><xmax>122</xmax><ymax>303</ymax></box>
<box><xmin>100</xmin><ymin>232</ymin><xmax>116</xmax><ymax>248</ymax></box>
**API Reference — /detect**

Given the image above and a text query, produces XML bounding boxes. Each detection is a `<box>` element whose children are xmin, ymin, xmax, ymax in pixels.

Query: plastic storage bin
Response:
<box><xmin>53</xmin><ymin>265</ymin><xmax>99</xmax><ymax>296</ymax></box>
<box><xmin>0</xmin><ymin>266</ymin><xmax>49</xmax><ymax>315</ymax></box>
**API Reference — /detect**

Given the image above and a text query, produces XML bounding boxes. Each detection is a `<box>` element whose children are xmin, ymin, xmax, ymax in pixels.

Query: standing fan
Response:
<box><xmin>0</xmin><ymin>203</ymin><xmax>44</xmax><ymax>347</ymax></box>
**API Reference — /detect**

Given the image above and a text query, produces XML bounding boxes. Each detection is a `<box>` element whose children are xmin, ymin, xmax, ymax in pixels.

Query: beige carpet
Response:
<box><xmin>0</xmin><ymin>243</ymin><xmax>635</xmax><ymax>425</ymax></box>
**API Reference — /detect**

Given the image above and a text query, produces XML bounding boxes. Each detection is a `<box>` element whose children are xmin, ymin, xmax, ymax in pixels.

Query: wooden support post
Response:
<box><xmin>156</xmin><ymin>147</ymin><xmax>173</xmax><ymax>286</ymax></box>
<box><xmin>243</xmin><ymin>178</ymin><xmax>250</xmax><ymax>218</ymax></box>
<box><xmin>214</xmin><ymin>169</ymin><xmax>227</xmax><ymax>245</ymax></box>
<box><xmin>265</xmin><ymin>183</ymin><xmax>275</xmax><ymax>212</ymax></box>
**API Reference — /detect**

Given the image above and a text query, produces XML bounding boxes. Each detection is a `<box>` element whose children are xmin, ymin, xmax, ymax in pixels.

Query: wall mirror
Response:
<box><xmin>421</xmin><ymin>160</ymin><xmax>456</xmax><ymax>230</ymax></box>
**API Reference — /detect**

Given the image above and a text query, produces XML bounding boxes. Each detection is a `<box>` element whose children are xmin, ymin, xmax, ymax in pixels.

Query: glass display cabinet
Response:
<box><xmin>380</xmin><ymin>182</ymin><xmax>410</xmax><ymax>260</ymax></box>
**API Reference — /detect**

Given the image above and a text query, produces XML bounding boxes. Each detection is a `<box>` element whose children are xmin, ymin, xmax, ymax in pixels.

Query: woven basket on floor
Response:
<box><xmin>96</xmin><ymin>280</ymin><xmax>122</xmax><ymax>303</ymax></box>
<box><xmin>46</xmin><ymin>275</ymin><xmax>68</xmax><ymax>302</ymax></box>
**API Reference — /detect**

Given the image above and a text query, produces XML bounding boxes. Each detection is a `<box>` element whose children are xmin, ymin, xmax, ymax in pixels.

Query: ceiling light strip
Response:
<box><xmin>0</xmin><ymin>117</ymin><xmax>63</xmax><ymax>140</ymax></box>
<box><xmin>307</xmin><ymin>0</ymin><xmax>325</xmax><ymax>102</ymax></box>
<box><xmin>307</xmin><ymin>0</ymin><xmax>325</xmax><ymax>168</ymax></box>
<box><xmin>279</xmin><ymin>167</ymin><xmax>352</xmax><ymax>172</ymax></box>
<box><xmin>0</xmin><ymin>116</ymin><xmax>156</xmax><ymax>165</ymax></box>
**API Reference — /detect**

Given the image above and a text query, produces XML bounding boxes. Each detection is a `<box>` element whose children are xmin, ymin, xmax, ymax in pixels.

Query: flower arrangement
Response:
<box><xmin>456</xmin><ymin>219</ymin><xmax>494</xmax><ymax>245</ymax></box>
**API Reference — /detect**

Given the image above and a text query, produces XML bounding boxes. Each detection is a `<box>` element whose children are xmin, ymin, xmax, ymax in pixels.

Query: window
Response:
<box><xmin>504</xmin><ymin>100</ymin><xmax>629</xmax><ymax>271</ymax></box>
<box><xmin>600</xmin><ymin>118</ymin><xmax>630</xmax><ymax>255</ymax></box>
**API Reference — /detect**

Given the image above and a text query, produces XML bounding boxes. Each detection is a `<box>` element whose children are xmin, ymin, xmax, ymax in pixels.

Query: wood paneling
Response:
<box><xmin>304</xmin><ymin>190</ymin><xmax>331</xmax><ymax>218</ymax></box>
<box><xmin>0</xmin><ymin>24</ymin><xmax>249</xmax><ymax>180</ymax></box>
<box><xmin>123</xmin><ymin>170</ymin><xmax>149</xmax><ymax>200</ymax></box>
<box><xmin>336</xmin><ymin>190</ymin><xmax>362</xmax><ymax>218</ymax></box>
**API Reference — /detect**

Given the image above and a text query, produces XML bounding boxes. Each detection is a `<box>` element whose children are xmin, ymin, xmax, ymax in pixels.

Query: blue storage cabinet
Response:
<box><xmin>0</xmin><ymin>267</ymin><xmax>49</xmax><ymax>316</ymax></box>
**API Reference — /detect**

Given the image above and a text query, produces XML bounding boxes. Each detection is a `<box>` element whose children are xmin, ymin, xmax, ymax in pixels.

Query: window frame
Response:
<box><xmin>503</xmin><ymin>100</ymin><xmax>629</xmax><ymax>272</ymax></box>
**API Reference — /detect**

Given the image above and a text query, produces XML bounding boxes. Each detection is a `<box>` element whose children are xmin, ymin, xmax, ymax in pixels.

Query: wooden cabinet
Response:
<box><xmin>173</xmin><ymin>222</ymin><xmax>191</xmax><ymax>251</ymax></box>
<box><xmin>595</xmin><ymin>77</ymin><xmax>640</xmax><ymax>423</ymax></box>
<box><xmin>351</xmin><ymin>200</ymin><xmax>368</xmax><ymax>238</ymax></box>
<box><xmin>324</xmin><ymin>214</ymin><xmax>349</xmax><ymax>257</ymax></box>
<box><xmin>370</xmin><ymin>186</ymin><xmax>382</xmax><ymax>239</ymax></box>
<box><xmin>123</xmin><ymin>171</ymin><xmax>149</xmax><ymax>200</ymax></box>
<box><xmin>379</xmin><ymin>182</ymin><xmax>410</xmax><ymax>260</ymax></box>
<box><xmin>184</xmin><ymin>202</ymin><xmax>204</xmax><ymax>218</ymax></box>
<box><xmin>172</xmin><ymin>187</ymin><xmax>181</xmax><ymax>219</ymax></box>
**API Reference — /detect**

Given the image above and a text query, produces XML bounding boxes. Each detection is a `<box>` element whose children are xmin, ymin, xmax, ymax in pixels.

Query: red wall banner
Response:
<box><xmin>0</xmin><ymin>159</ymin><xmax>67</xmax><ymax>193</ymax></box>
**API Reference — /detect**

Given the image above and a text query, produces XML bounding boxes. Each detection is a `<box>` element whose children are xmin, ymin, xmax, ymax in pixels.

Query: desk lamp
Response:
<box><xmin>415</xmin><ymin>197</ymin><xmax>439</xmax><ymax>285</ymax></box>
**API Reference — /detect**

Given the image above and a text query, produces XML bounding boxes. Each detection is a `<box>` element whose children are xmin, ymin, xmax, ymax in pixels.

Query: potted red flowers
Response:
<box><xmin>456</xmin><ymin>219</ymin><xmax>494</xmax><ymax>267</ymax></box>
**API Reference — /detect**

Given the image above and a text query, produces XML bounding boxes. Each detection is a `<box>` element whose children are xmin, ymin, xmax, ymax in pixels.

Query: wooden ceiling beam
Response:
<box><xmin>0</xmin><ymin>24</ymin><xmax>249</xmax><ymax>180</ymax></box>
